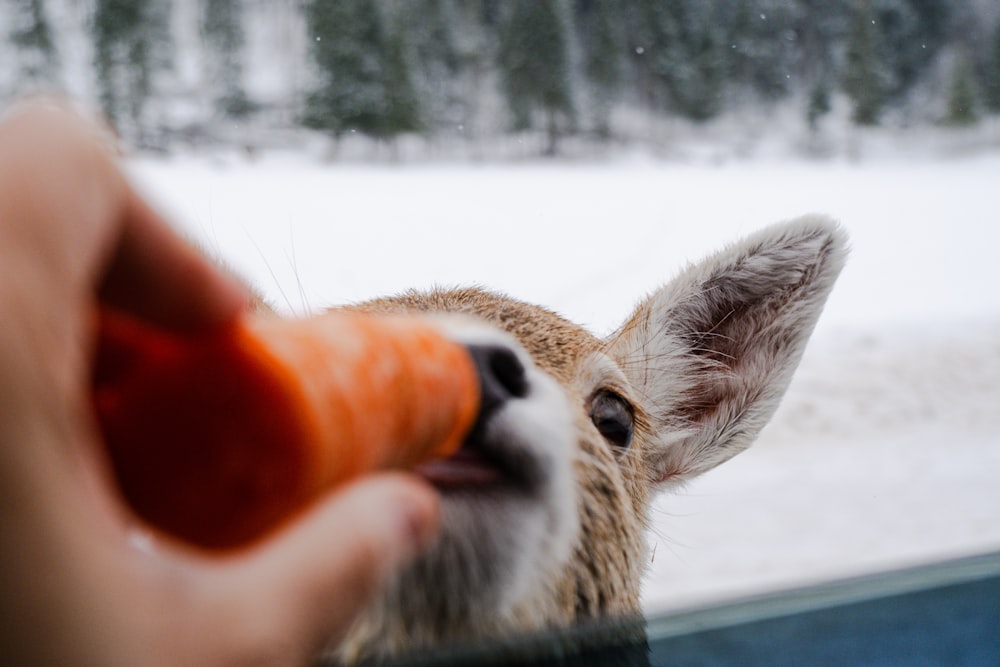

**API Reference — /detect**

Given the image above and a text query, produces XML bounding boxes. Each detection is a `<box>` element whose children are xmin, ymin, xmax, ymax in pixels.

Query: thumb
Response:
<box><xmin>203</xmin><ymin>474</ymin><xmax>440</xmax><ymax>664</ymax></box>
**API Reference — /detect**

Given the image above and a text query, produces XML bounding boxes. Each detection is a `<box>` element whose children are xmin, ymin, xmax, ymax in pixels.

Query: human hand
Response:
<box><xmin>0</xmin><ymin>103</ymin><xmax>440</xmax><ymax>666</ymax></box>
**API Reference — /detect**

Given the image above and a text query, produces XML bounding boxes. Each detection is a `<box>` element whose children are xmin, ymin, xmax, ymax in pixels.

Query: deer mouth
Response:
<box><xmin>415</xmin><ymin>445</ymin><xmax>504</xmax><ymax>488</ymax></box>
<box><xmin>415</xmin><ymin>432</ymin><xmax>544</xmax><ymax>493</ymax></box>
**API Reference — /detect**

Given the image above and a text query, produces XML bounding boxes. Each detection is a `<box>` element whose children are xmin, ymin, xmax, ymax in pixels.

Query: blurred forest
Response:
<box><xmin>3</xmin><ymin>0</ymin><xmax>1000</xmax><ymax>156</ymax></box>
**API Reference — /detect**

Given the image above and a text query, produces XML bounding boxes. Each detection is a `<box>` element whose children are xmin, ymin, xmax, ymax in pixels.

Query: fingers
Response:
<box><xmin>0</xmin><ymin>104</ymin><xmax>122</xmax><ymax>292</ymax></box>
<box><xmin>203</xmin><ymin>474</ymin><xmax>440</xmax><ymax>664</ymax></box>
<box><xmin>97</xmin><ymin>189</ymin><xmax>249</xmax><ymax>330</ymax></box>
<box><xmin>0</xmin><ymin>103</ymin><xmax>249</xmax><ymax>332</ymax></box>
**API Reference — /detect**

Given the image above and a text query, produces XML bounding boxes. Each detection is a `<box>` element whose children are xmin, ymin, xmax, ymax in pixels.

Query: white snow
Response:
<box><xmin>125</xmin><ymin>151</ymin><xmax>1000</xmax><ymax>615</ymax></box>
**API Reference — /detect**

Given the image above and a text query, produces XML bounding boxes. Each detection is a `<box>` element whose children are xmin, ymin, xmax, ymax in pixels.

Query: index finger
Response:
<box><xmin>0</xmin><ymin>103</ymin><xmax>249</xmax><ymax>332</ymax></box>
<box><xmin>98</xmin><ymin>188</ymin><xmax>250</xmax><ymax>330</ymax></box>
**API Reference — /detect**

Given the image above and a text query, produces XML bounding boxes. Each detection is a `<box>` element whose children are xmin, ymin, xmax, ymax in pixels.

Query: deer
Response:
<box><xmin>309</xmin><ymin>216</ymin><xmax>847</xmax><ymax>663</ymax></box>
<box><xmin>0</xmin><ymin>103</ymin><xmax>845</xmax><ymax>666</ymax></box>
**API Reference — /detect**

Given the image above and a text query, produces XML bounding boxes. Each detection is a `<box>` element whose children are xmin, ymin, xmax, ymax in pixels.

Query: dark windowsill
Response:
<box><xmin>340</xmin><ymin>550</ymin><xmax>1000</xmax><ymax>666</ymax></box>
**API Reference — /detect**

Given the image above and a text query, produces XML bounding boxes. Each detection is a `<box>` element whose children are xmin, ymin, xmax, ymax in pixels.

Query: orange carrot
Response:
<box><xmin>92</xmin><ymin>308</ymin><xmax>478</xmax><ymax>550</ymax></box>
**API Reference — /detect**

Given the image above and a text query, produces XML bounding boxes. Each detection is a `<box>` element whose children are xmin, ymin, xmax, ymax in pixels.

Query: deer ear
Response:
<box><xmin>605</xmin><ymin>217</ymin><xmax>847</xmax><ymax>487</ymax></box>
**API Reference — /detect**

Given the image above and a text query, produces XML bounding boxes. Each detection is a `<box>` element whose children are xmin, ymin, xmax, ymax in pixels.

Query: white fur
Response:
<box><xmin>331</xmin><ymin>217</ymin><xmax>848</xmax><ymax>661</ymax></box>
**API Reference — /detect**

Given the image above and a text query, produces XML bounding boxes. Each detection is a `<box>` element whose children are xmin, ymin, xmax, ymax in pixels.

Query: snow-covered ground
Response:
<box><xmin>127</xmin><ymin>151</ymin><xmax>1000</xmax><ymax>615</ymax></box>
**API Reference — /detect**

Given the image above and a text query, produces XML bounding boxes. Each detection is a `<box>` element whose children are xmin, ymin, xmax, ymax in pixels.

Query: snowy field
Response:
<box><xmin>127</xmin><ymin>151</ymin><xmax>1000</xmax><ymax>615</ymax></box>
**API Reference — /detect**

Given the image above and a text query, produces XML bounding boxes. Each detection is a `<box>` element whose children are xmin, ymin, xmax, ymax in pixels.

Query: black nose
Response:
<box><xmin>467</xmin><ymin>344</ymin><xmax>529</xmax><ymax>423</ymax></box>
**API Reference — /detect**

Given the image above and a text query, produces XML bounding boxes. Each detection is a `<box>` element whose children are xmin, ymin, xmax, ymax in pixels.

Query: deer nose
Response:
<box><xmin>466</xmin><ymin>344</ymin><xmax>529</xmax><ymax>422</ymax></box>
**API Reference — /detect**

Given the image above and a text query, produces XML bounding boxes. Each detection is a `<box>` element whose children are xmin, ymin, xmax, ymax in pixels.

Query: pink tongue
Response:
<box><xmin>415</xmin><ymin>448</ymin><xmax>503</xmax><ymax>487</ymax></box>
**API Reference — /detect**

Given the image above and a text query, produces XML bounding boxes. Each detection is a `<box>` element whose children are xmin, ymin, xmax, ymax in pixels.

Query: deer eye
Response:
<box><xmin>589</xmin><ymin>390</ymin><xmax>634</xmax><ymax>451</ymax></box>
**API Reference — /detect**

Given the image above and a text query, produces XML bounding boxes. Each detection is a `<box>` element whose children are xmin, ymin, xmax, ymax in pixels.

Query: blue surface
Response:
<box><xmin>649</xmin><ymin>574</ymin><xmax>1000</xmax><ymax>666</ymax></box>
<box><xmin>343</xmin><ymin>551</ymin><xmax>1000</xmax><ymax>666</ymax></box>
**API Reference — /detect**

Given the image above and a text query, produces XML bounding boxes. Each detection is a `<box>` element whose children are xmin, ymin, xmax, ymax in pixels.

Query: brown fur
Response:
<box><xmin>308</xmin><ymin>218</ymin><xmax>847</xmax><ymax>662</ymax></box>
<box><xmin>352</xmin><ymin>289</ymin><xmax>648</xmax><ymax>619</ymax></box>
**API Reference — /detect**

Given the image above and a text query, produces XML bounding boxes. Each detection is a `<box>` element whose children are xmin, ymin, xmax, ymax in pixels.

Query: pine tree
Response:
<box><xmin>498</xmin><ymin>0</ymin><xmax>575</xmax><ymax>154</ymax></box>
<box><xmin>200</xmin><ymin>0</ymin><xmax>252</xmax><ymax>118</ymax></box>
<box><xmin>9</xmin><ymin>0</ymin><xmax>60</xmax><ymax>90</ymax></box>
<box><xmin>726</xmin><ymin>0</ymin><xmax>799</xmax><ymax>103</ymax></box>
<box><xmin>91</xmin><ymin>0</ymin><xmax>173</xmax><ymax>142</ymax></box>
<box><xmin>843</xmin><ymin>0</ymin><xmax>888</xmax><ymax>125</ymax></box>
<box><xmin>402</xmin><ymin>0</ymin><xmax>462</xmax><ymax>131</ymax></box>
<box><xmin>878</xmin><ymin>0</ymin><xmax>953</xmax><ymax>104</ymax></box>
<box><xmin>985</xmin><ymin>17</ymin><xmax>1000</xmax><ymax>113</ymax></box>
<box><xmin>143</xmin><ymin>0</ymin><xmax>173</xmax><ymax>78</ymax></box>
<box><xmin>796</xmin><ymin>0</ymin><xmax>851</xmax><ymax>89</ymax></box>
<box><xmin>303</xmin><ymin>1</ymin><xmax>389</xmax><ymax>139</ymax></box>
<box><xmin>382</xmin><ymin>9</ymin><xmax>422</xmax><ymax>136</ymax></box>
<box><xmin>632</xmin><ymin>0</ymin><xmax>726</xmax><ymax>122</ymax></box>
<box><xmin>726</xmin><ymin>2</ymin><xmax>757</xmax><ymax>101</ymax></box>
<box><xmin>806</xmin><ymin>78</ymin><xmax>832</xmax><ymax>130</ymax></box>
<box><xmin>944</xmin><ymin>56</ymin><xmax>978</xmax><ymax>126</ymax></box>
<box><xmin>680</xmin><ymin>8</ymin><xmax>727</xmax><ymax>121</ymax></box>
<box><xmin>581</xmin><ymin>0</ymin><xmax>624</xmax><ymax>137</ymax></box>
<box><xmin>92</xmin><ymin>0</ymin><xmax>142</xmax><ymax>129</ymax></box>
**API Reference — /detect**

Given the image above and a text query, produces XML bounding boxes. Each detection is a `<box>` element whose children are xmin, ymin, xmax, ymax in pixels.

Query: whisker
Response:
<box><xmin>283</xmin><ymin>226</ymin><xmax>310</xmax><ymax>316</ymax></box>
<box><xmin>243</xmin><ymin>229</ymin><xmax>294</xmax><ymax>313</ymax></box>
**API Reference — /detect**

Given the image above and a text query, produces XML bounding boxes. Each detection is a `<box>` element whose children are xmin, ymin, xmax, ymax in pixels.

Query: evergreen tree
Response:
<box><xmin>382</xmin><ymin>9</ymin><xmax>422</xmax><ymax>136</ymax></box>
<box><xmin>985</xmin><ymin>17</ymin><xmax>1000</xmax><ymax>113</ymax></box>
<box><xmin>400</xmin><ymin>0</ymin><xmax>462</xmax><ymax>131</ymax></box>
<box><xmin>806</xmin><ymin>78</ymin><xmax>832</xmax><ymax>130</ymax></box>
<box><xmin>795</xmin><ymin>0</ymin><xmax>851</xmax><ymax>89</ymax></box>
<box><xmin>303</xmin><ymin>1</ymin><xmax>392</xmax><ymax>139</ymax></box>
<box><xmin>877</xmin><ymin>0</ymin><xmax>953</xmax><ymax>103</ymax></box>
<box><xmin>580</xmin><ymin>0</ymin><xmax>625</xmax><ymax>137</ymax></box>
<box><xmin>498</xmin><ymin>0</ymin><xmax>575</xmax><ymax>154</ymax></box>
<box><xmin>9</xmin><ymin>0</ymin><xmax>60</xmax><ymax>90</ymax></box>
<box><xmin>843</xmin><ymin>0</ymin><xmax>888</xmax><ymax>125</ymax></box>
<box><xmin>726</xmin><ymin>0</ymin><xmax>800</xmax><ymax>103</ymax></box>
<box><xmin>92</xmin><ymin>0</ymin><xmax>144</xmax><ymax>131</ymax></box>
<box><xmin>451</xmin><ymin>1</ymin><xmax>498</xmax><ymax>139</ymax></box>
<box><xmin>144</xmin><ymin>0</ymin><xmax>173</xmax><ymax>77</ymax></box>
<box><xmin>631</xmin><ymin>0</ymin><xmax>726</xmax><ymax>122</ymax></box>
<box><xmin>200</xmin><ymin>0</ymin><xmax>252</xmax><ymax>118</ymax></box>
<box><xmin>944</xmin><ymin>55</ymin><xmax>978</xmax><ymax>126</ymax></box>
<box><xmin>303</xmin><ymin>1</ymin><xmax>376</xmax><ymax>137</ymax></box>
<box><xmin>727</xmin><ymin>2</ymin><xmax>758</xmax><ymax>100</ymax></box>
<box><xmin>91</xmin><ymin>0</ymin><xmax>173</xmax><ymax>141</ymax></box>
